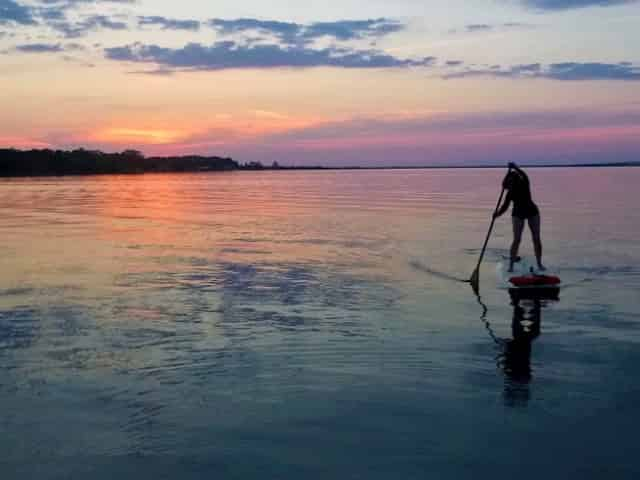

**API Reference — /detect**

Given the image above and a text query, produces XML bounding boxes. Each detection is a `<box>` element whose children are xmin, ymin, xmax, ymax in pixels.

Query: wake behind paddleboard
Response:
<box><xmin>497</xmin><ymin>258</ymin><xmax>561</xmax><ymax>290</ymax></box>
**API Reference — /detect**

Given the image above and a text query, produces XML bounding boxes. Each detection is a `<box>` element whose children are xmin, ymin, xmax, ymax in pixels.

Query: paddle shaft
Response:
<box><xmin>473</xmin><ymin>186</ymin><xmax>507</xmax><ymax>275</ymax></box>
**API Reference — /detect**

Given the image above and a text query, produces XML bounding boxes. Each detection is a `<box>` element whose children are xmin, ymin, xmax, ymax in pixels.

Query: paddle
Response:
<box><xmin>468</xmin><ymin>168</ymin><xmax>510</xmax><ymax>293</ymax></box>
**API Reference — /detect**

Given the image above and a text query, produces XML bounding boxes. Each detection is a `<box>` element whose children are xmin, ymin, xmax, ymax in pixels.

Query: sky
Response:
<box><xmin>1</xmin><ymin>0</ymin><xmax>639</xmax><ymax>166</ymax></box>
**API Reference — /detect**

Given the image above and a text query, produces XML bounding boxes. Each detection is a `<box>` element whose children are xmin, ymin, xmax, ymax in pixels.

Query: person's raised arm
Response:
<box><xmin>494</xmin><ymin>190</ymin><xmax>512</xmax><ymax>218</ymax></box>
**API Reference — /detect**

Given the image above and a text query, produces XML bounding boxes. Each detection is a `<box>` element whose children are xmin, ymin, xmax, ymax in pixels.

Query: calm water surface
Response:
<box><xmin>1</xmin><ymin>168</ymin><xmax>639</xmax><ymax>478</ymax></box>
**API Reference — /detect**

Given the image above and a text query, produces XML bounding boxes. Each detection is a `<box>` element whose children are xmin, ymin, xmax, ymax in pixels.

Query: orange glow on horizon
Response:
<box><xmin>85</xmin><ymin>112</ymin><xmax>325</xmax><ymax>152</ymax></box>
<box><xmin>92</xmin><ymin>128</ymin><xmax>190</xmax><ymax>145</ymax></box>
<box><xmin>0</xmin><ymin>136</ymin><xmax>51</xmax><ymax>150</ymax></box>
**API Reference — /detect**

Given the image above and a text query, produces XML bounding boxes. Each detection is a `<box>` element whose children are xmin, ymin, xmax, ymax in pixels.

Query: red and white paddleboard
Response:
<box><xmin>497</xmin><ymin>258</ymin><xmax>561</xmax><ymax>289</ymax></box>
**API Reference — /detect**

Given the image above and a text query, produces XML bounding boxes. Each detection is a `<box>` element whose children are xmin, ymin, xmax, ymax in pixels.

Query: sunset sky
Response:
<box><xmin>1</xmin><ymin>0</ymin><xmax>639</xmax><ymax>166</ymax></box>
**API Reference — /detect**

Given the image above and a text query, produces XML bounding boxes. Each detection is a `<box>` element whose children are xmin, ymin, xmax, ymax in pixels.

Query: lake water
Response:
<box><xmin>1</xmin><ymin>168</ymin><xmax>639</xmax><ymax>479</ymax></box>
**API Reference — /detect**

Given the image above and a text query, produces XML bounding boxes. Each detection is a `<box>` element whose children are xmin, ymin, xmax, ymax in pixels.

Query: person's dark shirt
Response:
<box><xmin>498</xmin><ymin>169</ymin><xmax>539</xmax><ymax>219</ymax></box>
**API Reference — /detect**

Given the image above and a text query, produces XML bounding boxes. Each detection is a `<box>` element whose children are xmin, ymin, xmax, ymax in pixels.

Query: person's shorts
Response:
<box><xmin>512</xmin><ymin>204</ymin><xmax>539</xmax><ymax>220</ymax></box>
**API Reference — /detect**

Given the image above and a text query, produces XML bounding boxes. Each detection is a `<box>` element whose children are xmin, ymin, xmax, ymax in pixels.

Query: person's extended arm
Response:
<box><xmin>494</xmin><ymin>190</ymin><xmax>512</xmax><ymax>218</ymax></box>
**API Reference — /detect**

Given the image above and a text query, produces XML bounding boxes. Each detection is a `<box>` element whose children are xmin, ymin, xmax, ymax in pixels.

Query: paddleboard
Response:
<box><xmin>497</xmin><ymin>258</ymin><xmax>561</xmax><ymax>290</ymax></box>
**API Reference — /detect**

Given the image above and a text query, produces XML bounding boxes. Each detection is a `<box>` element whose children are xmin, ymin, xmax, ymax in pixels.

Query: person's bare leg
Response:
<box><xmin>510</xmin><ymin>217</ymin><xmax>524</xmax><ymax>272</ymax></box>
<box><xmin>528</xmin><ymin>215</ymin><xmax>545</xmax><ymax>271</ymax></box>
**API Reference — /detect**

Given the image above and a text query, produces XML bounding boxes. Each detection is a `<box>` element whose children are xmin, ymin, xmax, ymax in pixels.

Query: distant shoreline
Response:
<box><xmin>0</xmin><ymin>148</ymin><xmax>638</xmax><ymax>177</ymax></box>
<box><xmin>278</xmin><ymin>162</ymin><xmax>640</xmax><ymax>170</ymax></box>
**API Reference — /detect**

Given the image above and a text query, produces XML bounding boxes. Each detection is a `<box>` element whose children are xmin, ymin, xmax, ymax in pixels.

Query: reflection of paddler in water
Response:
<box><xmin>499</xmin><ymin>288</ymin><xmax>558</xmax><ymax>407</ymax></box>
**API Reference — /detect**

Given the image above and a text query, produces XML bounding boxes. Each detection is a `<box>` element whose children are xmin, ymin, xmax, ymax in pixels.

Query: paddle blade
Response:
<box><xmin>469</xmin><ymin>269</ymin><xmax>480</xmax><ymax>294</ymax></box>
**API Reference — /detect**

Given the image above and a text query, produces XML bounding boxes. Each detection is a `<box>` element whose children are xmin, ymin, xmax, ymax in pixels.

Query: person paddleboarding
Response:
<box><xmin>493</xmin><ymin>163</ymin><xmax>545</xmax><ymax>273</ymax></box>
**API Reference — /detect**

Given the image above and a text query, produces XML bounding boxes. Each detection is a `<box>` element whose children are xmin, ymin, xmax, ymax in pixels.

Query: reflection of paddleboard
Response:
<box><xmin>508</xmin><ymin>286</ymin><xmax>560</xmax><ymax>301</ymax></box>
<box><xmin>497</xmin><ymin>258</ymin><xmax>561</xmax><ymax>290</ymax></box>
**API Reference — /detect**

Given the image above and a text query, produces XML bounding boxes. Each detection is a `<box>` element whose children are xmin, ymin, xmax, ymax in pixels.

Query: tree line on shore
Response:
<box><xmin>0</xmin><ymin>148</ymin><xmax>241</xmax><ymax>177</ymax></box>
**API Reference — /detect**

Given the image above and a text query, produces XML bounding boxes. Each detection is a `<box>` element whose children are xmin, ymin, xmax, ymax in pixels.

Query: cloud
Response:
<box><xmin>50</xmin><ymin>14</ymin><xmax>128</xmax><ymax>37</ymax></box>
<box><xmin>546</xmin><ymin>62</ymin><xmax>640</xmax><ymax>80</ymax></box>
<box><xmin>302</xmin><ymin>19</ymin><xmax>405</xmax><ymax>41</ymax></box>
<box><xmin>445</xmin><ymin>61</ymin><xmax>640</xmax><ymax>80</ymax></box>
<box><xmin>466</xmin><ymin>24</ymin><xmax>493</xmax><ymax>32</ymax></box>
<box><xmin>36</xmin><ymin>0</ymin><xmax>135</xmax><ymax>7</ymax></box>
<box><xmin>502</xmin><ymin>22</ymin><xmax>535</xmax><ymax>28</ymax></box>
<box><xmin>450</xmin><ymin>22</ymin><xmax>535</xmax><ymax>34</ymax></box>
<box><xmin>14</xmin><ymin>42</ymin><xmax>63</xmax><ymax>52</ymax></box>
<box><xmin>521</xmin><ymin>0</ymin><xmax>638</xmax><ymax>10</ymax></box>
<box><xmin>3</xmin><ymin>9</ymin><xmax>406</xmax><ymax>47</ymax></box>
<box><xmin>209</xmin><ymin>19</ymin><xmax>301</xmax><ymax>44</ymax></box>
<box><xmin>31</xmin><ymin>0</ymin><xmax>135</xmax><ymax>21</ymax></box>
<box><xmin>138</xmin><ymin>16</ymin><xmax>200</xmax><ymax>31</ymax></box>
<box><xmin>36</xmin><ymin>6</ymin><xmax>65</xmax><ymax>20</ymax></box>
<box><xmin>208</xmin><ymin>18</ymin><xmax>406</xmax><ymax>46</ymax></box>
<box><xmin>105</xmin><ymin>41</ymin><xmax>435</xmax><ymax>71</ymax></box>
<box><xmin>0</xmin><ymin>0</ymin><xmax>135</xmax><ymax>37</ymax></box>
<box><xmin>13</xmin><ymin>41</ymin><xmax>85</xmax><ymax>53</ymax></box>
<box><xmin>0</xmin><ymin>0</ymin><xmax>37</xmax><ymax>25</ymax></box>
